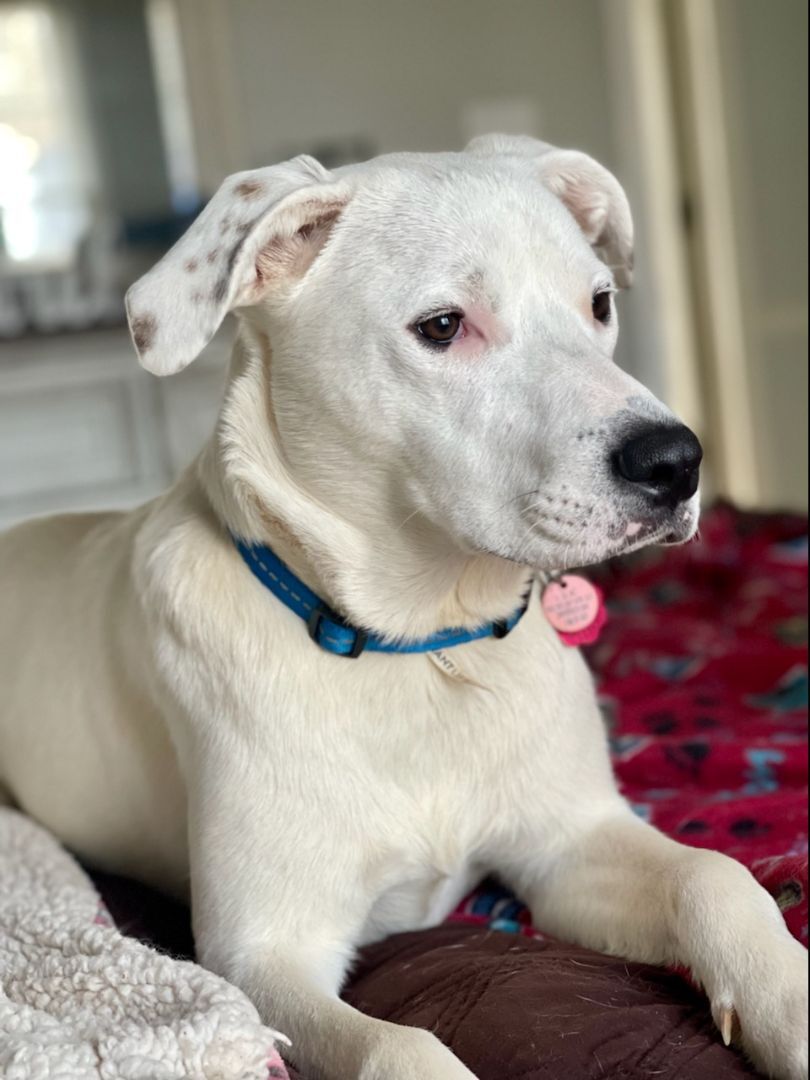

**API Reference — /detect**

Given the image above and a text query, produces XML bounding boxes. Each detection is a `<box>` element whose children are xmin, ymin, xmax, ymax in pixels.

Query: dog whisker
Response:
<box><xmin>393</xmin><ymin>507</ymin><xmax>424</xmax><ymax>534</ymax></box>
<box><xmin>494</xmin><ymin>488</ymin><xmax>544</xmax><ymax>514</ymax></box>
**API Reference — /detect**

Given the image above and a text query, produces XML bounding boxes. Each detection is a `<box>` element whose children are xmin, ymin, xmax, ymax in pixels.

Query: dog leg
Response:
<box><xmin>503</xmin><ymin>808</ymin><xmax>808</xmax><ymax>1080</ymax></box>
<box><xmin>196</xmin><ymin>946</ymin><xmax>477</xmax><ymax>1080</ymax></box>
<box><xmin>189</xmin><ymin>792</ymin><xmax>477</xmax><ymax>1079</ymax></box>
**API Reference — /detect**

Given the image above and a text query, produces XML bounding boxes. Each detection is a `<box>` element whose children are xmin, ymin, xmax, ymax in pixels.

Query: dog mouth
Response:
<box><xmin>506</xmin><ymin>498</ymin><xmax>699</xmax><ymax>571</ymax></box>
<box><xmin>610</xmin><ymin>502</ymin><xmax>698</xmax><ymax>549</ymax></box>
<box><xmin>607</xmin><ymin>509</ymin><xmax>698</xmax><ymax>560</ymax></box>
<box><xmin>472</xmin><ymin>487</ymin><xmax>700</xmax><ymax>572</ymax></box>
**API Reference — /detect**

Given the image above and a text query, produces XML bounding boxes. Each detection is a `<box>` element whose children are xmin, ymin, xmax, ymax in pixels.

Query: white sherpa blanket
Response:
<box><xmin>0</xmin><ymin>809</ymin><xmax>290</xmax><ymax>1080</ymax></box>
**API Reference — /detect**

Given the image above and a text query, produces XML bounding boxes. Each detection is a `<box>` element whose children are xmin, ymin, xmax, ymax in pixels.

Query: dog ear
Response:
<box><xmin>466</xmin><ymin>134</ymin><xmax>634</xmax><ymax>288</ymax></box>
<box><xmin>125</xmin><ymin>155</ymin><xmax>351</xmax><ymax>375</ymax></box>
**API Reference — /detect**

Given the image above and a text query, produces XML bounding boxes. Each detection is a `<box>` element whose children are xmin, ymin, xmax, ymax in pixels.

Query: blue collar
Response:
<box><xmin>234</xmin><ymin>536</ymin><xmax>529</xmax><ymax>658</ymax></box>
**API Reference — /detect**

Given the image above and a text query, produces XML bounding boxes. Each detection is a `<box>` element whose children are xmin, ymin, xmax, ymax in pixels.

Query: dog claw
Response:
<box><xmin>718</xmin><ymin>1004</ymin><xmax>736</xmax><ymax>1047</ymax></box>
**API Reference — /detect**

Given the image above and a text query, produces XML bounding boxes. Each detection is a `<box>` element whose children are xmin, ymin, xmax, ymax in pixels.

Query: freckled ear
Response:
<box><xmin>251</xmin><ymin>199</ymin><xmax>347</xmax><ymax>297</ymax></box>
<box><xmin>466</xmin><ymin>134</ymin><xmax>635</xmax><ymax>288</ymax></box>
<box><xmin>125</xmin><ymin>155</ymin><xmax>351</xmax><ymax>376</ymax></box>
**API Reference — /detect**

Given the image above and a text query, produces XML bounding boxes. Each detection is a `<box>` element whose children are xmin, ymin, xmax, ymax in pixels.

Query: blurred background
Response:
<box><xmin>0</xmin><ymin>0</ymin><xmax>806</xmax><ymax>530</ymax></box>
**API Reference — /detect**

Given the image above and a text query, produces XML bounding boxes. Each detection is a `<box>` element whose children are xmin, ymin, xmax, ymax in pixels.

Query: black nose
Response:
<box><xmin>613</xmin><ymin>424</ymin><xmax>703</xmax><ymax>507</ymax></box>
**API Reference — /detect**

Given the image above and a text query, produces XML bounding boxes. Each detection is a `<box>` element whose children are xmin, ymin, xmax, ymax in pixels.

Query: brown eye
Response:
<box><xmin>415</xmin><ymin>312</ymin><xmax>463</xmax><ymax>345</ymax></box>
<box><xmin>592</xmin><ymin>290</ymin><xmax>612</xmax><ymax>325</ymax></box>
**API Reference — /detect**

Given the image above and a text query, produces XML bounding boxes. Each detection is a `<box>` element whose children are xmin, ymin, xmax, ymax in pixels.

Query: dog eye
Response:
<box><xmin>592</xmin><ymin>291</ymin><xmax>612</xmax><ymax>325</ymax></box>
<box><xmin>414</xmin><ymin>312</ymin><xmax>463</xmax><ymax>345</ymax></box>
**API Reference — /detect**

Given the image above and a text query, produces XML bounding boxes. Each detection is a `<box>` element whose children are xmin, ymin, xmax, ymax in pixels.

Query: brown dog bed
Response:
<box><xmin>94</xmin><ymin>870</ymin><xmax>756</xmax><ymax>1079</ymax></box>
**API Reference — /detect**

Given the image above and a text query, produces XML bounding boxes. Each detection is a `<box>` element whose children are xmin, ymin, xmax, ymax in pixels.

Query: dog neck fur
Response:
<box><xmin>198</xmin><ymin>325</ymin><xmax>531</xmax><ymax>642</ymax></box>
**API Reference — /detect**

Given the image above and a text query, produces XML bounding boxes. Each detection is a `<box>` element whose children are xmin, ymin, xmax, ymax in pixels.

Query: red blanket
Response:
<box><xmin>454</xmin><ymin>503</ymin><xmax>809</xmax><ymax>946</ymax></box>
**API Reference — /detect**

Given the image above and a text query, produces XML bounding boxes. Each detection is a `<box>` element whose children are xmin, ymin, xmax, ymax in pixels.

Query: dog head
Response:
<box><xmin>127</xmin><ymin>136</ymin><xmax>700</xmax><ymax>574</ymax></box>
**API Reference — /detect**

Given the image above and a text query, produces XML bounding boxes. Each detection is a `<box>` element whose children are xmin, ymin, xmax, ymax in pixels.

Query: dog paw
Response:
<box><xmin>710</xmin><ymin>936</ymin><xmax>808</xmax><ymax>1080</ymax></box>
<box><xmin>360</xmin><ymin>1023</ymin><xmax>477</xmax><ymax>1080</ymax></box>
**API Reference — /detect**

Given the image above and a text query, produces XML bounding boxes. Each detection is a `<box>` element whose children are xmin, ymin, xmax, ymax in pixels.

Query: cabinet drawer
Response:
<box><xmin>0</xmin><ymin>380</ymin><xmax>140</xmax><ymax>499</ymax></box>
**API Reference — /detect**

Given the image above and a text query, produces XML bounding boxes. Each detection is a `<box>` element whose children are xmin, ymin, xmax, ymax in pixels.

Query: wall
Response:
<box><xmin>228</xmin><ymin>0</ymin><xmax>615</xmax><ymax>165</ymax></box>
<box><xmin>718</xmin><ymin>0</ymin><xmax>808</xmax><ymax>510</ymax></box>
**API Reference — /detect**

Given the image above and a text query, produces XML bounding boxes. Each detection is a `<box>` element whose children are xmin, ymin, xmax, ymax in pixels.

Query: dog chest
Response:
<box><xmin>358</xmin><ymin>858</ymin><xmax>483</xmax><ymax>945</ymax></box>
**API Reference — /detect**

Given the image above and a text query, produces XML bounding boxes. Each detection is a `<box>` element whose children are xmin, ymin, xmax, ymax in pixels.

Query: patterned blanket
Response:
<box><xmin>454</xmin><ymin>502</ymin><xmax>809</xmax><ymax>946</ymax></box>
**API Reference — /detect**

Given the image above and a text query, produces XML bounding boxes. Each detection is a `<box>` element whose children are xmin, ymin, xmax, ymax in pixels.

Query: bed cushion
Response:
<box><xmin>333</xmin><ymin>923</ymin><xmax>757</xmax><ymax>1079</ymax></box>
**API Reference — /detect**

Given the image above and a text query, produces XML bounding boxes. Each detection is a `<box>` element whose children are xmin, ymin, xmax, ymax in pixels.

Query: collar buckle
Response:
<box><xmin>307</xmin><ymin>603</ymin><xmax>368</xmax><ymax>658</ymax></box>
<box><xmin>493</xmin><ymin>594</ymin><xmax>530</xmax><ymax>639</ymax></box>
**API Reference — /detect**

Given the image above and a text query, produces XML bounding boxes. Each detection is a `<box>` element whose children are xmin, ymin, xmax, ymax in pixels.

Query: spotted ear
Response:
<box><xmin>466</xmin><ymin>133</ymin><xmax>634</xmax><ymax>288</ymax></box>
<box><xmin>125</xmin><ymin>155</ymin><xmax>351</xmax><ymax>375</ymax></box>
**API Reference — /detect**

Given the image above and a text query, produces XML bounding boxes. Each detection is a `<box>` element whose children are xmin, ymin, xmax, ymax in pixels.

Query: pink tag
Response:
<box><xmin>541</xmin><ymin>574</ymin><xmax>607</xmax><ymax>646</ymax></box>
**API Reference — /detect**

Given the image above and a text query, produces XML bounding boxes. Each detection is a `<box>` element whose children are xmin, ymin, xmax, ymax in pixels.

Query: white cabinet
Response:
<box><xmin>0</xmin><ymin>325</ymin><xmax>230</xmax><ymax>530</ymax></box>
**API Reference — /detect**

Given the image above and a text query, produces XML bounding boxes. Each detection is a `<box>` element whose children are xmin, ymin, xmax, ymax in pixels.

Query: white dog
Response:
<box><xmin>0</xmin><ymin>135</ymin><xmax>806</xmax><ymax>1080</ymax></box>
